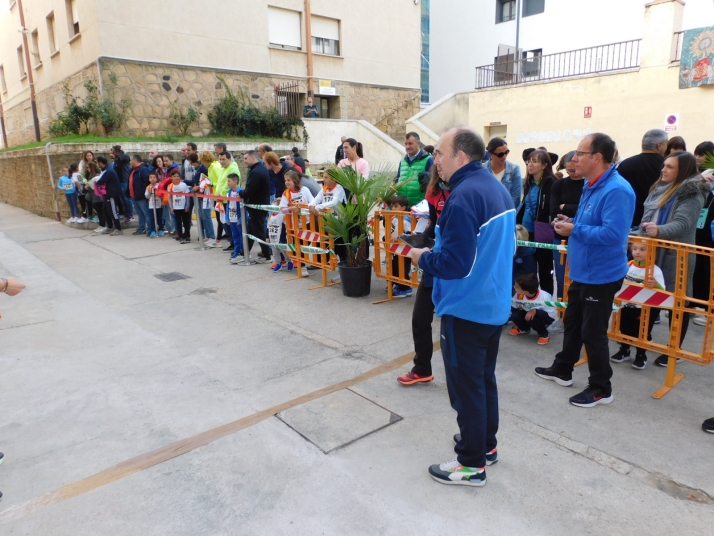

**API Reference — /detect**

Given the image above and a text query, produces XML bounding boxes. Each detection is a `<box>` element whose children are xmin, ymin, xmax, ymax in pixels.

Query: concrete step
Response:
<box><xmin>63</xmin><ymin>219</ymin><xmax>140</xmax><ymax>230</ymax></box>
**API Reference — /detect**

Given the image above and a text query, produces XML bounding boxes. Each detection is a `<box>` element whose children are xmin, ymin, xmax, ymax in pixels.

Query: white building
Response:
<box><xmin>428</xmin><ymin>0</ymin><xmax>714</xmax><ymax>103</ymax></box>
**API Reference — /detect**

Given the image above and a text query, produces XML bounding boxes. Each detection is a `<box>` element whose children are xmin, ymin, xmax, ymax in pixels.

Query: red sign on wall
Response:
<box><xmin>584</xmin><ymin>106</ymin><xmax>592</xmax><ymax>119</ymax></box>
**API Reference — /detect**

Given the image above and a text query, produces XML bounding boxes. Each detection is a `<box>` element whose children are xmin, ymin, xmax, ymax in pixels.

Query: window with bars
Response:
<box><xmin>497</xmin><ymin>0</ymin><xmax>516</xmax><ymax>23</ymax></box>
<box><xmin>268</xmin><ymin>7</ymin><xmax>301</xmax><ymax>50</ymax></box>
<box><xmin>311</xmin><ymin>16</ymin><xmax>339</xmax><ymax>56</ymax></box>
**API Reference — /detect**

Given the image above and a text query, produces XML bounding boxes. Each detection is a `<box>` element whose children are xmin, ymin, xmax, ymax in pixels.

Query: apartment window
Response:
<box><xmin>47</xmin><ymin>12</ymin><xmax>57</xmax><ymax>54</ymax></box>
<box><xmin>66</xmin><ymin>0</ymin><xmax>79</xmax><ymax>36</ymax></box>
<box><xmin>523</xmin><ymin>0</ymin><xmax>545</xmax><ymax>17</ymax></box>
<box><xmin>497</xmin><ymin>0</ymin><xmax>516</xmax><ymax>23</ymax></box>
<box><xmin>31</xmin><ymin>29</ymin><xmax>41</xmax><ymax>67</ymax></box>
<box><xmin>17</xmin><ymin>45</ymin><xmax>26</xmax><ymax>79</ymax></box>
<box><xmin>522</xmin><ymin>49</ymin><xmax>542</xmax><ymax>76</ymax></box>
<box><xmin>0</xmin><ymin>65</ymin><xmax>7</xmax><ymax>93</ymax></box>
<box><xmin>268</xmin><ymin>7</ymin><xmax>301</xmax><ymax>50</ymax></box>
<box><xmin>311</xmin><ymin>16</ymin><xmax>339</xmax><ymax>56</ymax></box>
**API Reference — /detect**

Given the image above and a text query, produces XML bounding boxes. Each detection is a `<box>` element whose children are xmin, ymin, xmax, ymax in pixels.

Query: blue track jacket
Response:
<box><xmin>419</xmin><ymin>161</ymin><xmax>516</xmax><ymax>325</ymax></box>
<box><xmin>568</xmin><ymin>165</ymin><xmax>635</xmax><ymax>285</ymax></box>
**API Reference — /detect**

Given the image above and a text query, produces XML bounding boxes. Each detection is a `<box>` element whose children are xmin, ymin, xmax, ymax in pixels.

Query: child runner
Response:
<box><xmin>168</xmin><ymin>169</ymin><xmax>192</xmax><ymax>244</ymax></box>
<box><xmin>611</xmin><ymin>240</ymin><xmax>665</xmax><ymax>370</ymax></box>
<box><xmin>510</xmin><ymin>273</ymin><xmax>558</xmax><ymax>345</ymax></box>
<box><xmin>308</xmin><ymin>173</ymin><xmax>347</xmax><ymax>268</ymax></box>
<box><xmin>196</xmin><ymin>166</ymin><xmax>219</xmax><ymax>247</ymax></box>
<box><xmin>145</xmin><ymin>171</ymin><xmax>164</xmax><ymax>238</ymax></box>
<box><xmin>226</xmin><ymin>174</ymin><xmax>244</xmax><ymax>264</ymax></box>
<box><xmin>58</xmin><ymin>165</ymin><xmax>82</xmax><ymax>223</ymax></box>
<box><xmin>274</xmin><ymin>170</ymin><xmax>315</xmax><ymax>272</ymax></box>
<box><xmin>387</xmin><ymin>195</ymin><xmax>413</xmax><ymax>298</ymax></box>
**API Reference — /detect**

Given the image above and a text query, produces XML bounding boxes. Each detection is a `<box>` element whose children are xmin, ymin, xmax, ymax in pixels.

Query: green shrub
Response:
<box><xmin>170</xmin><ymin>105</ymin><xmax>200</xmax><ymax>136</ymax></box>
<box><xmin>207</xmin><ymin>78</ymin><xmax>307</xmax><ymax>142</ymax></box>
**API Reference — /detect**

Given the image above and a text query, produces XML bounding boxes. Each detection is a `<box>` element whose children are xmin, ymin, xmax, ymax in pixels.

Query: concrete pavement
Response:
<box><xmin>1</xmin><ymin>202</ymin><xmax>713</xmax><ymax>535</ymax></box>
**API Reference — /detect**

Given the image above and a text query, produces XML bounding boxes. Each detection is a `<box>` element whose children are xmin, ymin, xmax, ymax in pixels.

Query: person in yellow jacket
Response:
<box><xmin>215</xmin><ymin>152</ymin><xmax>241</xmax><ymax>249</ymax></box>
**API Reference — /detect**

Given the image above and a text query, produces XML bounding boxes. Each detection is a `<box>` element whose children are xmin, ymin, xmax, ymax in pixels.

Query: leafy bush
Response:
<box><xmin>170</xmin><ymin>105</ymin><xmax>200</xmax><ymax>136</ymax></box>
<box><xmin>48</xmin><ymin>76</ymin><xmax>130</xmax><ymax>138</ymax></box>
<box><xmin>208</xmin><ymin>78</ymin><xmax>307</xmax><ymax>142</ymax></box>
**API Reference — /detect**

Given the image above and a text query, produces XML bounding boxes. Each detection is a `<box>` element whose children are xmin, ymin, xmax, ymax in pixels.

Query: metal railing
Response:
<box><xmin>672</xmin><ymin>31</ymin><xmax>684</xmax><ymax>63</ymax></box>
<box><xmin>475</xmin><ymin>39</ymin><xmax>641</xmax><ymax>90</ymax></box>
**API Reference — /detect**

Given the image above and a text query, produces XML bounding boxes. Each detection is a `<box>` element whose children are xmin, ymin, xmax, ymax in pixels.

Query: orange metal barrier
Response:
<box><xmin>606</xmin><ymin>236</ymin><xmax>714</xmax><ymax>398</ymax></box>
<box><xmin>372</xmin><ymin>209</ymin><xmax>419</xmax><ymax>304</ymax></box>
<box><xmin>284</xmin><ymin>203</ymin><xmax>339</xmax><ymax>290</ymax></box>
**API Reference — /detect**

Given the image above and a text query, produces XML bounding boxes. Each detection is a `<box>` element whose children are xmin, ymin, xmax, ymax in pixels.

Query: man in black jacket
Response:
<box><xmin>334</xmin><ymin>136</ymin><xmax>346</xmax><ymax>164</ymax></box>
<box><xmin>96</xmin><ymin>156</ymin><xmax>124</xmax><ymax>235</ymax></box>
<box><xmin>240</xmin><ymin>150</ymin><xmax>272</xmax><ymax>263</ymax></box>
<box><xmin>110</xmin><ymin>145</ymin><xmax>134</xmax><ymax>222</ymax></box>
<box><xmin>617</xmin><ymin>129</ymin><xmax>667</xmax><ymax>227</ymax></box>
<box><xmin>128</xmin><ymin>155</ymin><xmax>151</xmax><ymax>235</ymax></box>
<box><xmin>291</xmin><ymin>147</ymin><xmax>306</xmax><ymax>171</ymax></box>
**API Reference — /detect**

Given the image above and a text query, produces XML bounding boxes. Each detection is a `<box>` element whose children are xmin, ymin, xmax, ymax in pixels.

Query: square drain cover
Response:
<box><xmin>154</xmin><ymin>272</ymin><xmax>191</xmax><ymax>282</ymax></box>
<box><xmin>278</xmin><ymin>389</ymin><xmax>401</xmax><ymax>453</ymax></box>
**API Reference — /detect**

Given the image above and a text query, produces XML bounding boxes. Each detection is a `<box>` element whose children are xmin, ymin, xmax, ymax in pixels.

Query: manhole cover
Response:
<box><xmin>154</xmin><ymin>272</ymin><xmax>191</xmax><ymax>282</ymax></box>
<box><xmin>278</xmin><ymin>389</ymin><xmax>401</xmax><ymax>453</ymax></box>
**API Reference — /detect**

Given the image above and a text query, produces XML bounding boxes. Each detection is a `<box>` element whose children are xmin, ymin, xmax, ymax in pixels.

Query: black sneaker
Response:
<box><xmin>655</xmin><ymin>355</ymin><xmax>683</xmax><ymax>367</ymax></box>
<box><xmin>703</xmin><ymin>418</ymin><xmax>714</xmax><ymax>433</ymax></box>
<box><xmin>610</xmin><ymin>348</ymin><xmax>631</xmax><ymax>363</ymax></box>
<box><xmin>0</xmin><ymin>451</ymin><xmax>3</xmax><ymax>465</ymax></box>
<box><xmin>632</xmin><ymin>353</ymin><xmax>647</xmax><ymax>370</ymax></box>
<box><xmin>223</xmin><ymin>244</ymin><xmax>234</xmax><ymax>251</ymax></box>
<box><xmin>428</xmin><ymin>459</ymin><xmax>486</xmax><ymax>487</ymax></box>
<box><xmin>452</xmin><ymin>435</ymin><xmax>498</xmax><ymax>465</ymax></box>
<box><xmin>569</xmin><ymin>386</ymin><xmax>613</xmax><ymax>408</ymax></box>
<box><xmin>534</xmin><ymin>366</ymin><xmax>573</xmax><ymax>387</ymax></box>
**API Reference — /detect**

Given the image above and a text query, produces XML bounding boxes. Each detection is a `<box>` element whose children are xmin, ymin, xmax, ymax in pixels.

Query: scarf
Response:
<box><xmin>641</xmin><ymin>181</ymin><xmax>671</xmax><ymax>224</ymax></box>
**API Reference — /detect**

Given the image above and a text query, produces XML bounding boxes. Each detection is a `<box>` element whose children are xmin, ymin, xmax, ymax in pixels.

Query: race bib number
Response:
<box><xmin>323</xmin><ymin>192</ymin><xmax>334</xmax><ymax>205</ymax></box>
<box><xmin>697</xmin><ymin>208</ymin><xmax>709</xmax><ymax>230</ymax></box>
<box><xmin>172</xmin><ymin>194</ymin><xmax>185</xmax><ymax>210</ymax></box>
<box><xmin>62</xmin><ymin>183</ymin><xmax>73</xmax><ymax>191</ymax></box>
<box><xmin>148</xmin><ymin>191</ymin><xmax>160</xmax><ymax>209</ymax></box>
<box><xmin>228</xmin><ymin>208</ymin><xmax>239</xmax><ymax>222</ymax></box>
<box><xmin>268</xmin><ymin>225</ymin><xmax>281</xmax><ymax>243</ymax></box>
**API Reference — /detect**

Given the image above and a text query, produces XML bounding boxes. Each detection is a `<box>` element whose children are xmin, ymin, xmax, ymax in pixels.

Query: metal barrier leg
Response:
<box><xmin>652</xmin><ymin>358</ymin><xmax>685</xmax><ymax>399</ymax></box>
<box><xmin>308</xmin><ymin>267</ymin><xmax>340</xmax><ymax>290</ymax></box>
<box><xmin>373</xmin><ymin>278</ymin><xmax>395</xmax><ymax>304</ymax></box>
<box><xmin>193</xmin><ymin>194</ymin><xmax>207</xmax><ymax>251</ymax></box>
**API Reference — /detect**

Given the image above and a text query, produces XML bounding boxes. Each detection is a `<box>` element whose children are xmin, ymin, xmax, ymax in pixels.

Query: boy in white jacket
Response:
<box><xmin>611</xmin><ymin>241</ymin><xmax>665</xmax><ymax>370</ymax></box>
<box><xmin>510</xmin><ymin>273</ymin><xmax>559</xmax><ymax>345</ymax></box>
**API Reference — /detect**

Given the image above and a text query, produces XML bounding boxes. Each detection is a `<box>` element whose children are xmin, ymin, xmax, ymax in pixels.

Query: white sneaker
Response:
<box><xmin>208</xmin><ymin>241</ymin><xmax>221</xmax><ymax>248</ymax></box>
<box><xmin>68</xmin><ymin>217</ymin><xmax>77</xmax><ymax>223</ymax></box>
<box><xmin>94</xmin><ymin>226</ymin><xmax>104</xmax><ymax>233</ymax></box>
<box><xmin>100</xmin><ymin>228</ymin><xmax>111</xmax><ymax>234</ymax></box>
<box><xmin>77</xmin><ymin>217</ymin><xmax>88</xmax><ymax>223</ymax></box>
<box><xmin>693</xmin><ymin>316</ymin><xmax>707</xmax><ymax>327</ymax></box>
<box><xmin>301</xmin><ymin>267</ymin><xmax>311</xmax><ymax>277</ymax></box>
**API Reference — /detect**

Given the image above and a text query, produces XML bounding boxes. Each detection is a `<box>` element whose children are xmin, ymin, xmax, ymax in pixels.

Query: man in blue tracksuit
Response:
<box><xmin>535</xmin><ymin>133</ymin><xmax>635</xmax><ymax>408</ymax></box>
<box><xmin>409</xmin><ymin>127</ymin><xmax>516</xmax><ymax>487</ymax></box>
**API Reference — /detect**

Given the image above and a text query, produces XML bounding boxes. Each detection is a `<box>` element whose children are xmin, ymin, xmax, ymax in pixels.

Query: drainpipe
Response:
<box><xmin>0</xmin><ymin>101</ymin><xmax>7</xmax><ymax>149</ymax></box>
<box><xmin>515</xmin><ymin>0</ymin><xmax>522</xmax><ymax>83</ymax></box>
<box><xmin>45</xmin><ymin>142</ymin><xmax>61</xmax><ymax>222</ymax></box>
<box><xmin>304</xmin><ymin>0</ymin><xmax>314</xmax><ymax>96</ymax></box>
<box><xmin>17</xmin><ymin>0</ymin><xmax>41</xmax><ymax>142</ymax></box>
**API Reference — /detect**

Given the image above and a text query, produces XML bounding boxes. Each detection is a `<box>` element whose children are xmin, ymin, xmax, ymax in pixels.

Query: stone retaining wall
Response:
<box><xmin>0</xmin><ymin>142</ymin><xmax>303</xmax><ymax>220</ymax></box>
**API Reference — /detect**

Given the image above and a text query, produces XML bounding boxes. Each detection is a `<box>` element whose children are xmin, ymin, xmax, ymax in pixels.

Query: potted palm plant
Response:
<box><xmin>321</xmin><ymin>165</ymin><xmax>408</xmax><ymax>297</ymax></box>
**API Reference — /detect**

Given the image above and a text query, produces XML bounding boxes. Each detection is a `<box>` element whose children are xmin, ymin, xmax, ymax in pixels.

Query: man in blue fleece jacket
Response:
<box><xmin>535</xmin><ymin>133</ymin><xmax>635</xmax><ymax>408</ymax></box>
<box><xmin>408</xmin><ymin>127</ymin><xmax>516</xmax><ymax>487</ymax></box>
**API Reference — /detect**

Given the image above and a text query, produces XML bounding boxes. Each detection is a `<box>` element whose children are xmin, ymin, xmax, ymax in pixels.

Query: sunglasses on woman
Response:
<box><xmin>493</xmin><ymin>150</ymin><xmax>510</xmax><ymax>158</ymax></box>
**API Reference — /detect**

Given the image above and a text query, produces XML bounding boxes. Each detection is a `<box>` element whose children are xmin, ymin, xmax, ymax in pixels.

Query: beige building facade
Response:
<box><xmin>0</xmin><ymin>0</ymin><xmax>422</xmax><ymax>148</ymax></box>
<box><xmin>408</xmin><ymin>0</ymin><xmax>714</xmax><ymax>168</ymax></box>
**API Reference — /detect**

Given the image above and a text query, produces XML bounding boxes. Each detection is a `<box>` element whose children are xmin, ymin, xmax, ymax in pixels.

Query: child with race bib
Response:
<box><xmin>168</xmin><ymin>169</ymin><xmax>192</xmax><ymax>244</ymax></box>
<box><xmin>58</xmin><ymin>165</ymin><xmax>82</xmax><ymax>223</ymax></box>
<box><xmin>610</xmin><ymin>240</ymin><xmax>665</xmax><ymax>370</ymax></box>
<box><xmin>273</xmin><ymin>170</ymin><xmax>315</xmax><ymax>273</ymax></box>
<box><xmin>510</xmin><ymin>273</ymin><xmax>558</xmax><ymax>345</ymax></box>
<box><xmin>226</xmin><ymin>174</ymin><xmax>244</xmax><ymax>264</ymax></box>
<box><xmin>145</xmin><ymin>171</ymin><xmax>164</xmax><ymax>238</ymax></box>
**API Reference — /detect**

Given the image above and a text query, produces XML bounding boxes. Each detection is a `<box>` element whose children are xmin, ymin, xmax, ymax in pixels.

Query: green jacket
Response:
<box><xmin>397</xmin><ymin>150</ymin><xmax>433</xmax><ymax>207</ymax></box>
<box><xmin>215</xmin><ymin>161</ymin><xmax>240</xmax><ymax>199</ymax></box>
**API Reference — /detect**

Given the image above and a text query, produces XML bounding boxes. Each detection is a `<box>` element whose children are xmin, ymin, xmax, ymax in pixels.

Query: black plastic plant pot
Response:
<box><xmin>338</xmin><ymin>261</ymin><xmax>373</xmax><ymax>298</ymax></box>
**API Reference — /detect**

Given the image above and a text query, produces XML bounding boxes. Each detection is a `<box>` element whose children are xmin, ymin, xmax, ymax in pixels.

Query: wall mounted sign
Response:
<box><xmin>664</xmin><ymin>113</ymin><xmax>680</xmax><ymax>133</ymax></box>
<box><xmin>584</xmin><ymin>106</ymin><xmax>592</xmax><ymax>119</ymax></box>
<box><xmin>318</xmin><ymin>79</ymin><xmax>337</xmax><ymax>96</ymax></box>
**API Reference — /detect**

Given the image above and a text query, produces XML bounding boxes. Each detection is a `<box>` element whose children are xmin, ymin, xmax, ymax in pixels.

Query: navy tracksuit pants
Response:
<box><xmin>441</xmin><ymin>314</ymin><xmax>500</xmax><ymax>469</ymax></box>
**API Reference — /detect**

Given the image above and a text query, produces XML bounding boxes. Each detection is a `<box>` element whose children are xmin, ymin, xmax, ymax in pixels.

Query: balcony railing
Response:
<box><xmin>475</xmin><ymin>39</ymin><xmax>641</xmax><ymax>90</ymax></box>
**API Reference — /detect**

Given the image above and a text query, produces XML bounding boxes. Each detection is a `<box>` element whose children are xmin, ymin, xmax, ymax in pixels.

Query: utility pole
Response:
<box><xmin>17</xmin><ymin>0</ymin><xmax>41</xmax><ymax>141</ymax></box>
<box><xmin>304</xmin><ymin>0</ymin><xmax>314</xmax><ymax>97</ymax></box>
<box><xmin>515</xmin><ymin>0</ymin><xmax>522</xmax><ymax>83</ymax></box>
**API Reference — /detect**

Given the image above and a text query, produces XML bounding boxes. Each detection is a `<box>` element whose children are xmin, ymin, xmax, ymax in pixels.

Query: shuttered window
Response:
<box><xmin>311</xmin><ymin>16</ymin><xmax>339</xmax><ymax>41</ymax></box>
<box><xmin>268</xmin><ymin>7</ymin><xmax>302</xmax><ymax>49</ymax></box>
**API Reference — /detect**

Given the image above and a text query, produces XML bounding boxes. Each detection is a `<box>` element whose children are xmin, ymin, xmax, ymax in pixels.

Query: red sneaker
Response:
<box><xmin>509</xmin><ymin>327</ymin><xmax>530</xmax><ymax>336</ymax></box>
<box><xmin>397</xmin><ymin>371</ymin><xmax>434</xmax><ymax>385</ymax></box>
